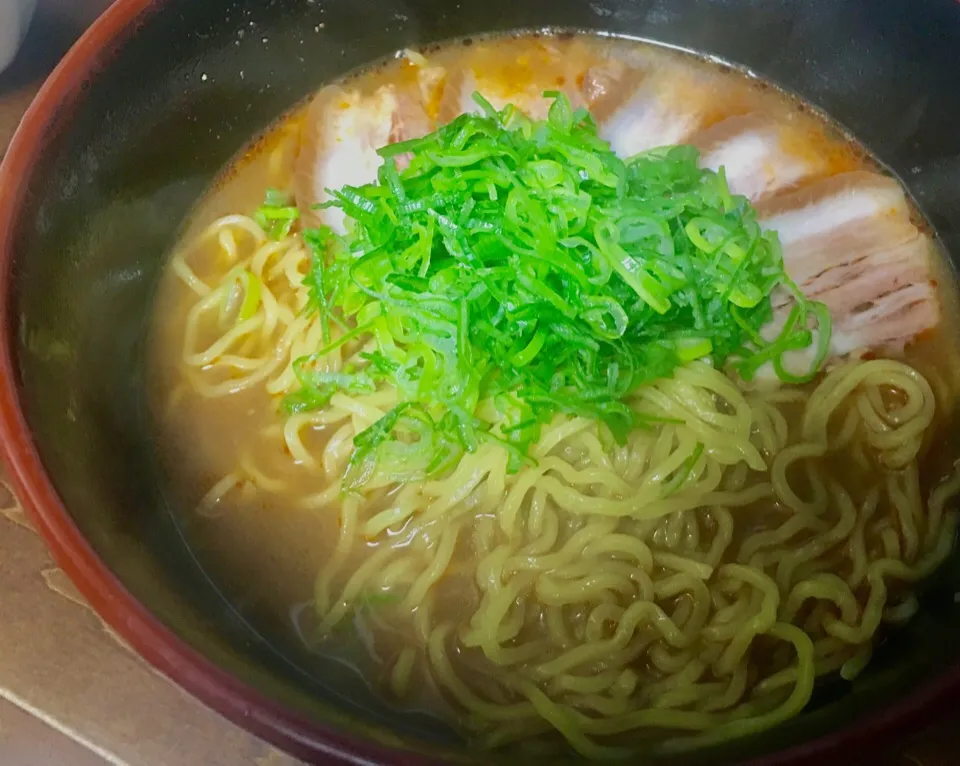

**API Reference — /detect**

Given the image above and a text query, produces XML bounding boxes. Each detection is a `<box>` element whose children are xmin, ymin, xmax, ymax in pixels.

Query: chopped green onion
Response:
<box><xmin>219</xmin><ymin>268</ymin><xmax>262</xmax><ymax>325</ymax></box>
<box><xmin>674</xmin><ymin>337</ymin><xmax>713</xmax><ymax>362</ymax></box>
<box><xmin>281</xmin><ymin>92</ymin><xmax>830</xmax><ymax>488</ymax></box>
<box><xmin>236</xmin><ymin>270</ymin><xmax>261</xmax><ymax>321</ymax></box>
<box><xmin>254</xmin><ymin>188</ymin><xmax>299</xmax><ymax>239</ymax></box>
<box><xmin>662</xmin><ymin>443</ymin><xmax>705</xmax><ymax>496</ymax></box>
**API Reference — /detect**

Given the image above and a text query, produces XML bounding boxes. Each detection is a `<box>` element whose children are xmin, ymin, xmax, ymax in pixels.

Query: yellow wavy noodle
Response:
<box><xmin>169</xmin><ymin>215</ymin><xmax>960</xmax><ymax>758</ymax></box>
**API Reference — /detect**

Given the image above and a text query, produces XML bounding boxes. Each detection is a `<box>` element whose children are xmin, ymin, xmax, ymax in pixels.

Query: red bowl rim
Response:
<box><xmin>0</xmin><ymin>1</ymin><xmax>959</xmax><ymax>764</ymax></box>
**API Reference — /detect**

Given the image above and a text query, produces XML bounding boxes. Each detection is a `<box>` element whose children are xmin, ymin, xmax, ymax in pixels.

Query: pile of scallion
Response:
<box><xmin>254</xmin><ymin>92</ymin><xmax>830</xmax><ymax>489</ymax></box>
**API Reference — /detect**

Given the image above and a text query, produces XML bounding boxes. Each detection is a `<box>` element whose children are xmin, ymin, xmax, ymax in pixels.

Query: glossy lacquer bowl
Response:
<box><xmin>2</xmin><ymin>0</ymin><xmax>960</xmax><ymax>763</ymax></box>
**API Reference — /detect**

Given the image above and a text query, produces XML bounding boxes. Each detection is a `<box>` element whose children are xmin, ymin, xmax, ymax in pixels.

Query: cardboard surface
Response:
<box><xmin>0</xmin><ymin>69</ymin><xmax>956</xmax><ymax>766</ymax></box>
<box><xmin>0</xmin><ymin>698</ymin><xmax>105</xmax><ymax>766</ymax></box>
<box><xmin>0</xmin><ymin>466</ymin><xmax>302</xmax><ymax>766</ymax></box>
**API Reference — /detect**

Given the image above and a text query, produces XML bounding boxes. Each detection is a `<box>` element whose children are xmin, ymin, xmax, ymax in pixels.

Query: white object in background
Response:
<box><xmin>0</xmin><ymin>0</ymin><xmax>38</xmax><ymax>74</ymax></box>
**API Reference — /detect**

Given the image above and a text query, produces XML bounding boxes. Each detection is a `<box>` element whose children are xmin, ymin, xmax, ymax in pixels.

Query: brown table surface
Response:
<box><xmin>0</xmin><ymin>81</ymin><xmax>955</xmax><ymax>766</ymax></box>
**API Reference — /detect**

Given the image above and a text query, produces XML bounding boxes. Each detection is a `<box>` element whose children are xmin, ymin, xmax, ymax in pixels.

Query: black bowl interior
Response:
<box><xmin>10</xmin><ymin>0</ymin><xmax>960</xmax><ymax>763</ymax></box>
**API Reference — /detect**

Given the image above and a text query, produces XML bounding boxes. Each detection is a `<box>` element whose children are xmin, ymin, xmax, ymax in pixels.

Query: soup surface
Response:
<box><xmin>150</xmin><ymin>33</ymin><xmax>960</xmax><ymax>759</ymax></box>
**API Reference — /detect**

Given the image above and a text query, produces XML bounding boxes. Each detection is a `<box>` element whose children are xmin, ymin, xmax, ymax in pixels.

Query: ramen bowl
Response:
<box><xmin>2</xmin><ymin>0</ymin><xmax>960</xmax><ymax>764</ymax></box>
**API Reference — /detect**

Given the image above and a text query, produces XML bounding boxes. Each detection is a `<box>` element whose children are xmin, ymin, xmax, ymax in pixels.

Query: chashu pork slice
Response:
<box><xmin>759</xmin><ymin>171</ymin><xmax>940</xmax><ymax>357</ymax></box>
<box><xmin>580</xmin><ymin>61</ymin><xmax>720</xmax><ymax>158</ymax></box>
<box><xmin>690</xmin><ymin>114</ymin><xmax>830</xmax><ymax>203</ymax></box>
<box><xmin>436</xmin><ymin>50</ymin><xmax>586</xmax><ymax>124</ymax></box>
<box><xmin>294</xmin><ymin>72</ymin><xmax>440</xmax><ymax>234</ymax></box>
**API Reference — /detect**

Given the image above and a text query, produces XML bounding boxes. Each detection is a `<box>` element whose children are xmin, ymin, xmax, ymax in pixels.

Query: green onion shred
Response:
<box><xmin>267</xmin><ymin>92</ymin><xmax>830</xmax><ymax>490</ymax></box>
